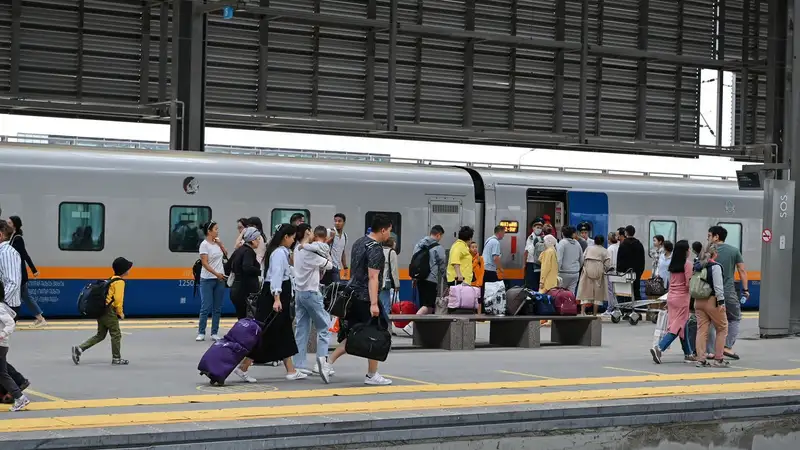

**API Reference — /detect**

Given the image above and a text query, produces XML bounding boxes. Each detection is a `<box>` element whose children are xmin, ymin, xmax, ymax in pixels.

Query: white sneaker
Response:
<box><xmin>210</xmin><ymin>334</ymin><xmax>222</xmax><ymax>342</ymax></box>
<box><xmin>316</xmin><ymin>356</ymin><xmax>331</xmax><ymax>384</ymax></box>
<box><xmin>285</xmin><ymin>371</ymin><xmax>308</xmax><ymax>381</ymax></box>
<box><xmin>365</xmin><ymin>373</ymin><xmax>392</xmax><ymax>386</ymax></box>
<box><xmin>233</xmin><ymin>368</ymin><xmax>257</xmax><ymax>383</ymax></box>
<box><xmin>195</xmin><ymin>334</ymin><xmax>205</xmax><ymax>342</ymax></box>
<box><xmin>10</xmin><ymin>394</ymin><xmax>30</xmax><ymax>412</ymax></box>
<box><xmin>32</xmin><ymin>319</ymin><xmax>47</xmax><ymax>328</ymax></box>
<box><xmin>402</xmin><ymin>324</ymin><xmax>413</xmax><ymax>336</ymax></box>
<box><xmin>297</xmin><ymin>367</ymin><xmax>313</xmax><ymax>376</ymax></box>
<box><xmin>313</xmin><ymin>359</ymin><xmax>335</xmax><ymax>376</ymax></box>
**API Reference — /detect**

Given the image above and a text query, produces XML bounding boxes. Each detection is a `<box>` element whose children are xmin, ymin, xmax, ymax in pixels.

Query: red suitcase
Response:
<box><xmin>548</xmin><ymin>288</ymin><xmax>578</xmax><ymax>316</ymax></box>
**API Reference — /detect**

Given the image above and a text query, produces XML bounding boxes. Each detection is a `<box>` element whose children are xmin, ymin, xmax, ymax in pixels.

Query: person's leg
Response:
<box><xmin>308</xmin><ymin>291</ymin><xmax>332</xmax><ymax>369</ymax></box>
<box><xmin>658</xmin><ymin>332</ymin><xmax>678</xmax><ymax>351</ymax></box>
<box><xmin>105</xmin><ymin>310</ymin><xmax>125</xmax><ymax>363</ymax></box>
<box><xmin>292</xmin><ymin>291</ymin><xmax>311</xmax><ymax>371</ymax></box>
<box><xmin>379</xmin><ymin>289</ymin><xmax>392</xmax><ymax>322</ymax></box>
<box><xmin>79</xmin><ymin>318</ymin><xmax>109</xmax><ymax>351</ymax></box>
<box><xmin>211</xmin><ymin>280</ymin><xmax>225</xmax><ymax>337</ymax></box>
<box><xmin>0</xmin><ymin>347</ymin><xmax>21</xmax><ymax>400</ymax></box>
<box><xmin>20</xmin><ymin>283</ymin><xmax>45</xmax><ymax>322</ymax></box>
<box><xmin>724</xmin><ymin>292</ymin><xmax>741</xmax><ymax>350</ymax></box>
<box><xmin>709</xmin><ymin>307</ymin><xmax>729</xmax><ymax>360</ymax></box>
<box><xmin>695</xmin><ymin>301</ymin><xmax>711</xmax><ymax>360</ymax></box>
<box><xmin>197</xmin><ymin>279</ymin><xmax>214</xmax><ymax>336</ymax></box>
<box><xmin>6</xmin><ymin>363</ymin><xmax>26</xmax><ymax>387</ymax></box>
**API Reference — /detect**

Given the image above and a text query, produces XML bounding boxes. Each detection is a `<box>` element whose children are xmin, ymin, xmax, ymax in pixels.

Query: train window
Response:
<box><xmin>717</xmin><ymin>222</ymin><xmax>743</xmax><ymax>252</ymax></box>
<box><xmin>364</xmin><ymin>211</ymin><xmax>402</xmax><ymax>253</ymax></box>
<box><xmin>58</xmin><ymin>202</ymin><xmax>105</xmax><ymax>251</ymax></box>
<box><xmin>649</xmin><ymin>220</ymin><xmax>677</xmax><ymax>247</ymax></box>
<box><xmin>271</xmin><ymin>209</ymin><xmax>310</xmax><ymax>231</ymax></box>
<box><xmin>169</xmin><ymin>206</ymin><xmax>212</xmax><ymax>253</ymax></box>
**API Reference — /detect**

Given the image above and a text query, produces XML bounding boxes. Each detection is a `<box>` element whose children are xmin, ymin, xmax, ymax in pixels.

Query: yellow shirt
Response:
<box><xmin>106</xmin><ymin>276</ymin><xmax>126</xmax><ymax>317</ymax></box>
<box><xmin>447</xmin><ymin>240</ymin><xmax>473</xmax><ymax>284</ymax></box>
<box><xmin>539</xmin><ymin>247</ymin><xmax>558</xmax><ymax>292</ymax></box>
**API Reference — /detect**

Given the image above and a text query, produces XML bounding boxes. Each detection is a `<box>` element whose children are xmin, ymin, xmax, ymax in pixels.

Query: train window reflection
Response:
<box><xmin>170</xmin><ymin>206</ymin><xmax>212</xmax><ymax>253</ymax></box>
<box><xmin>717</xmin><ymin>222</ymin><xmax>743</xmax><ymax>253</ymax></box>
<box><xmin>59</xmin><ymin>202</ymin><xmax>105</xmax><ymax>251</ymax></box>
<box><xmin>271</xmin><ymin>209</ymin><xmax>310</xmax><ymax>232</ymax></box>
<box><xmin>649</xmin><ymin>220</ymin><xmax>677</xmax><ymax>253</ymax></box>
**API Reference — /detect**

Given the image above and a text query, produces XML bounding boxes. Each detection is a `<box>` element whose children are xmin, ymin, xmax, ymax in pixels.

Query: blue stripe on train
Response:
<box><xmin>20</xmin><ymin>278</ymin><xmax>759</xmax><ymax>318</ymax></box>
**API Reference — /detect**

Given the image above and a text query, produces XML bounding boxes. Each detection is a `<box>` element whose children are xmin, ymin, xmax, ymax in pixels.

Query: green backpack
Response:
<box><xmin>689</xmin><ymin>266</ymin><xmax>713</xmax><ymax>299</ymax></box>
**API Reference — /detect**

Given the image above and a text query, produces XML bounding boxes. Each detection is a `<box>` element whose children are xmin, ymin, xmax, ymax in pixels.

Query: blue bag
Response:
<box><xmin>533</xmin><ymin>293</ymin><xmax>556</xmax><ymax>315</ymax></box>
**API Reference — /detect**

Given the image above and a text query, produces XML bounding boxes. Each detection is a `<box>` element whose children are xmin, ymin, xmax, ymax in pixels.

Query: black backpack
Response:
<box><xmin>409</xmin><ymin>242</ymin><xmax>439</xmax><ymax>281</ymax></box>
<box><xmin>192</xmin><ymin>259</ymin><xmax>202</xmax><ymax>297</ymax></box>
<box><xmin>77</xmin><ymin>278</ymin><xmax>122</xmax><ymax>319</ymax></box>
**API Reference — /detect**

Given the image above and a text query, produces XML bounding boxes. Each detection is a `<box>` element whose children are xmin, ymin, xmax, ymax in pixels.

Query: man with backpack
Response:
<box><xmin>402</xmin><ymin>226</ymin><xmax>446</xmax><ymax>336</ymax></box>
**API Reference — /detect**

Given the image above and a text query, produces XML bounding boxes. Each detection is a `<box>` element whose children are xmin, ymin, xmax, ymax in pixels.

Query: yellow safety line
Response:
<box><xmin>497</xmin><ymin>370</ymin><xmax>555</xmax><ymax>380</ymax></box>
<box><xmin>7</xmin><ymin>368</ymin><xmax>800</xmax><ymax>413</ymax></box>
<box><xmin>24</xmin><ymin>390</ymin><xmax>65</xmax><ymax>402</ymax></box>
<box><xmin>382</xmin><ymin>374</ymin><xmax>435</xmax><ymax>385</ymax></box>
<box><xmin>2</xmin><ymin>380</ymin><xmax>798</xmax><ymax>433</ymax></box>
<box><xmin>603</xmin><ymin>366</ymin><xmax>664</xmax><ymax>376</ymax></box>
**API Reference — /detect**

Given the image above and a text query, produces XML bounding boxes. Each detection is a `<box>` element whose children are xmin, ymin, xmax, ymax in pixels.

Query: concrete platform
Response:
<box><xmin>2</xmin><ymin>311</ymin><xmax>800</xmax><ymax>449</ymax></box>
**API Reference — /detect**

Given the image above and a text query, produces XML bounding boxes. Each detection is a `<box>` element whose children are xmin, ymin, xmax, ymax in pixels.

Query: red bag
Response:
<box><xmin>547</xmin><ymin>288</ymin><xmax>578</xmax><ymax>316</ymax></box>
<box><xmin>390</xmin><ymin>300</ymin><xmax>418</xmax><ymax>328</ymax></box>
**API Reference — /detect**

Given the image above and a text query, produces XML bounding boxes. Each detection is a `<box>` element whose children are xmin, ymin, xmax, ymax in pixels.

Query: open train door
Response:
<box><xmin>566</xmin><ymin>191</ymin><xmax>609</xmax><ymax>244</ymax></box>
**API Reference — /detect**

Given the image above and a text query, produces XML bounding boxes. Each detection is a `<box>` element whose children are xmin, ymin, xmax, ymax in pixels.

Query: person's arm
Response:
<box><xmin>111</xmin><ymin>280</ymin><xmax>126</xmax><ymax>318</ymax></box>
<box><xmin>391</xmin><ymin>250</ymin><xmax>400</xmax><ymax>289</ymax></box>
<box><xmin>556</xmin><ymin>242</ymin><xmax>565</xmax><ymax>270</ymax></box>
<box><xmin>0</xmin><ymin>308</ymin><xmax>15</xmax><ymax>340</ymax></box>
<box><xmin>341</xmin><ymin>235</ymin><xmax>349</xmax><ymax>269</ymax></box>
<box><xmin>711</xmin><ymin>265</ymin><xmax>725</xmax><ymax>304</ymax></box>
<box><xmin>234</xmin><ymin>229</ymin><xmax>245</xmax><ymax>249</ymax></box>
<box><xmin>449</xmin><ymin>245</ymin><xmax>464</xmax><ymax>281</ymax></box>
<box><xmin>367</xmin><ymin>244</ymin><xmax>383</xmax><ymax>316</ymax></box>
<box><xmin>15</xmin><ymin>237</ymin><xmax>38</xmax><ymax>275</ymax></box>
<box><xmin>539</xmin><ymin>252</ymin><xmax>551</xmax><ymax>292</ymax></box>
<box><xmin>736</xmin><ymin>252</ymin><xmax>749</xmax><ymax>297</ymax></box>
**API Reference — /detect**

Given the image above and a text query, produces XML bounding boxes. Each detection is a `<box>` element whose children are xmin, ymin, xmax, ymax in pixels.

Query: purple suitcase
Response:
<box><xmin>198</xmin><ymin>318</ymin><xmax>263</xmax><ymax>385</ymax></box>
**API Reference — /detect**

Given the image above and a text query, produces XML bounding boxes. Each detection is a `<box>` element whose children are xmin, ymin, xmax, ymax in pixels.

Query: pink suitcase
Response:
<box><xmin>447</xmin><ymin>284</ymin><xmax>480</xmax><ymax>310</ymax></box>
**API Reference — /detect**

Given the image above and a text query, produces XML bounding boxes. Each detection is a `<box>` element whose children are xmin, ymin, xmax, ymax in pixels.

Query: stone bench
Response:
<box><xmin>389</xmin><ymin>314</ymin><xmax>602</xmax><ymax>350</ymax></box>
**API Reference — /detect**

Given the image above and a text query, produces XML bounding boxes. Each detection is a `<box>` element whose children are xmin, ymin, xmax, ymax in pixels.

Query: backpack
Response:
<box><xmin>409</xmin><ymin>241</ymin><xmax>439</xmax><ymax>281</ymax></box>
<box><xmin>192</xmin><ymin>259</ymin><xmax>203</xmax><ymax>297</ymax></box>
<box><xmin>689</xmin><ymin>265</ymin><xmax>714</xmax><ymax>299</ymax></box>
<box><xmin>77</xmin><ymin>278</ymin><xmax>122</xmax><ymax>319</ymax></box>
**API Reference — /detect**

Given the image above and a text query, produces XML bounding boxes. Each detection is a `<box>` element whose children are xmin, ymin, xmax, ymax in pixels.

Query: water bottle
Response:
<box><xmin>740</xmin><ymin>295</ymin><xmax>747</xmax><ymax>305</ymax></box>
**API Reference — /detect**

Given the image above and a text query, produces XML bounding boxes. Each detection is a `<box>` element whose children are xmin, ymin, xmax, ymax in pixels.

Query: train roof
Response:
<box><xmin>0</xmin><ymin>143</ymin><xmax>755</xmax><ymax>197</ymax></box>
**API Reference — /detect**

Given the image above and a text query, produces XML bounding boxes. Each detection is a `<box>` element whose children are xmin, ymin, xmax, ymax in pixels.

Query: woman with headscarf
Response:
<box><xmin>227</xmin><ymin>227</ymin><xmax>264</xmax><ymax>383</ymax></box>
<box><xmin>249</xmin><ymin>224</ymin><xmax>306</xmax><ymax>380</ymax></box>
<box><xmin>538</xmin><ymin>235</ymin><xmax>559</xmax><ymax>293</ymax></box>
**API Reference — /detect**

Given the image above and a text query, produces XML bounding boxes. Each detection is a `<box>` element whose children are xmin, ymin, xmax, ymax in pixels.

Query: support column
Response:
<box><xmin>170</xmin><ymin>0</ymin><xmax>207</xmax><ymax>152</ymax></box>
<box><xmin>787</xmin><ymin>0</ymin><xmax>800</xmax><ymax>333</ymax></box>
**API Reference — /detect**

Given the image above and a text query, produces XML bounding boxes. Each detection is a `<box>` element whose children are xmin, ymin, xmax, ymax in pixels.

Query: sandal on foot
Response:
<box><xmin>723</xmin><ymin>350</ymin><xmax>740</xmax><ymax>360</ymax></box>
<box><xmin>112</xmin><ymin>358</ymin><xmax>129</xmax><ymax>365</ymax></box>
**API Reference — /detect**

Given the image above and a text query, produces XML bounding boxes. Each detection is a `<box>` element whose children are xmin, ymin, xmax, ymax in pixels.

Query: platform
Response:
<box><xmin>2</xmin><ymin>311</ymin><xmax>800</xmax><ymax>449</ymax></box>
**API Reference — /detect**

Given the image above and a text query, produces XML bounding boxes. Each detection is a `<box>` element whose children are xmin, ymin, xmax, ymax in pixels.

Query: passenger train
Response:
<box><xmin>0</xmin><ymin>143</ymin><xmax>762</xmax><ymax>318</ymax></box>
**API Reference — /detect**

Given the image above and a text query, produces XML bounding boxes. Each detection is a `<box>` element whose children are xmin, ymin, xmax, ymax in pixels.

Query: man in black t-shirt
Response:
<box><xmin>327</xmin><ymin>214</ymin><xmax>393</xmax><ymax>386</ymax></box>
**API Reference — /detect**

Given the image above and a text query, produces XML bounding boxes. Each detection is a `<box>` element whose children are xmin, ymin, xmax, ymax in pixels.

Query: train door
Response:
<box><xmin>428</xmin><ymin>197</ymin><xmax>463</xmax><ymax>257</ymax></box>
<box><xmin>526</xmin><ymin>189</ymin><xmax>567</xmax><ymax>238</ymax></box>
<box><xmin>567</xmin><ymin>191</ymin><xmax>609</xmax><ymax>245</ymax></box>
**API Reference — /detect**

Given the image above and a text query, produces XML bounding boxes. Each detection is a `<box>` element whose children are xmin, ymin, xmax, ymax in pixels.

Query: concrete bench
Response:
<box><xmin>389</xmin><ymin>314</ymin><xmax>601</xmax><ymax>350</ymax></box>
<box><xmin>388</xmin><ymin>314</ymin><xmax>470</xmax><ymax>350</ymax></box>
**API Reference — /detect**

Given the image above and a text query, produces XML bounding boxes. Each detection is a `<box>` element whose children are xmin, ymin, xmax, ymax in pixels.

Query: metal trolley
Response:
<box><xmin>607</xmin><ymin>270</ymin><xmax>663</xmax><ymax>325</ymax></box>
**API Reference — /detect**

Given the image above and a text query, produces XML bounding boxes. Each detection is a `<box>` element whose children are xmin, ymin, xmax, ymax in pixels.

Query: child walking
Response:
<box><xmin>0</xmin><ymin>296</ymin><xmax>30</xmax><ymax>411</ymax></box>
<box><xmin>71</xmin><ymin>257</ymin><xmax>133</xmax><ymax>365</ymax></box>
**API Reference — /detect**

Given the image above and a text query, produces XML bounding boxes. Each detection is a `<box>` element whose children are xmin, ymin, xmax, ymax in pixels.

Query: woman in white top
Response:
<box><xmin>197</xmin><ymin>220</ymin><xmax>228</xmax><ymax>342</ymax></box>
<box><xmin>379</xmin><ymin>237</ymin><xmax>399</xmax><ymax>323</ymax></box>
<box><xmin>657</xmin><ymin>241</ymin><xmax>674</xmax><ymax>289</ymax></box>
<box><xmin>249</xmin><ymin>224</ymin><xmax>307</xmax><ymax>380</ymax></box>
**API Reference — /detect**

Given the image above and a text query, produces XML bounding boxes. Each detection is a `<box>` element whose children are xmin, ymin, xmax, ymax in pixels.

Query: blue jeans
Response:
<box><xmin>198</xmin><ymin>278</ymin><xmax>225</xmax><ymax>335</ymax></box>
<box><xmin>379</xmin><ymin>289</ymin><xmax>394</xmax><ymax>322</ymax></box>
<box><xmin>293</xmin><ymin>290</ymin><xmax>331</xmax><ymax>369</ymax></box>
<box><xmin>21</xmin><ymin>283</ymin><xmax>42</xmax><ymax>317</ymax></box>
<box><xmin>658</xmin><ymin>332</ymin><xmax>691</xmax><ymax>356</ymax></box>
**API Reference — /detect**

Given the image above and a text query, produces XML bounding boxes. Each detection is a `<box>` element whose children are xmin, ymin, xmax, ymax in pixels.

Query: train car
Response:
<box><xmin>0</xmin><ymin>143</ymin><xmax>762</xmax><ymax>318</ymax></box>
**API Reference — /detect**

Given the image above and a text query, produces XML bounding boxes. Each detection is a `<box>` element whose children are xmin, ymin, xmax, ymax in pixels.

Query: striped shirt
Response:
<box><xmin>0</xmin><ymin>241</ymin><xmax>22</xmax><ymax>307</ymax></box>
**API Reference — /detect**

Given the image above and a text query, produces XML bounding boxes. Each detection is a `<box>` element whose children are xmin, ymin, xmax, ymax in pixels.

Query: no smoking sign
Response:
<box><xmin>762</xmin><ymin>228</ymin><xmax>772</xmax><ymax>243</ymax></box>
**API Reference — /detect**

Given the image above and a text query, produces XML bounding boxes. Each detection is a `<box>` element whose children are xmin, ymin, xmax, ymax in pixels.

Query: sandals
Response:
<box><xmin>723</xmin><ymin>350</ymin><xmax>740</xmax><ymax>360</ymax></box>
<box><xmin>697</xmin><ymin>359</ymin><xmax>730</xmax><ymax>368</ymax></box>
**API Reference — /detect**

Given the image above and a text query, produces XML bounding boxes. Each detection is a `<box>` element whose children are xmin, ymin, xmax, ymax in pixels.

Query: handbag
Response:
<box><xmin>344</xmin><ymin>316</ymin><xmax>392</xmax><ymax>362</ymax></box>
<box><xmin>323</xmin><ymin>281</ymin><xmax>357</xmax><ymax>318</ymax></box>
<box><xmin>652</xmin><ymin>310</ymin><xmax>669</xmax><ymax>350</ymax></box>
<box><xmin>645</xmin><ymin>276</ymin><xmax>667</xmax><ymax>297</ymax></box>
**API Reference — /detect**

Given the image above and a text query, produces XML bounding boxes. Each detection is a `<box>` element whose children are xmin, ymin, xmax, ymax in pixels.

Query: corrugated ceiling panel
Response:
<box><xmin>147</xmin><ymin>5</ymin><xmax>172</xmax><ymax>104</ymax></box>
<box><xmin>0</xmin><ymin>0</ymin><xmax>11</xmax><ymax>92</ymax></box>
<box><xmin>732</xmin><ymin>0</ymin><xmax>769</xmax><ymax>145</ymax></box>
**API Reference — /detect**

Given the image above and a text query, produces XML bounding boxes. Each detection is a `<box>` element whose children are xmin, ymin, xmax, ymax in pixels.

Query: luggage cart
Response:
<box><xmin>607</xmin><ymin>270</ymin><xmax>663</xmax><ymax>325</ymax></box>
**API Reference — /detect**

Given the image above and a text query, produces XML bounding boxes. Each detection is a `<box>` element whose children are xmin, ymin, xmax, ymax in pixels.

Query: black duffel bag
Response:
<box><xmin>345</xmin><ymin>317</ymin><xmax>392</xmax><ymax>362</ymax></box>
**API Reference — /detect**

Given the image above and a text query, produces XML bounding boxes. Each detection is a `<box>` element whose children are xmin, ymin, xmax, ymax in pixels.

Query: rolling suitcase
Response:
<box><xmin>197</xmin><ymin>317</ymin><xmax>268</xmax><ymax>385</ymax></box>
<box><xmin>506</xmin><ymin>286</ymin><xmax>535</xmax><ymax>316</ymax></box>
<box><xmin>548</xmin><ymin>287</ymin><xmax>578</xmax><ymax>316</ymax></box>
